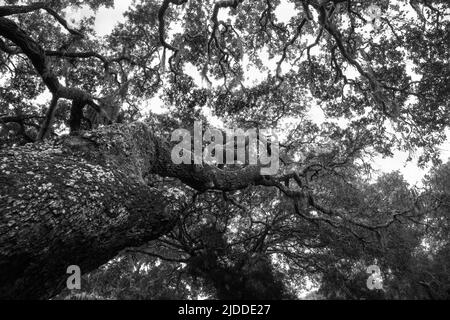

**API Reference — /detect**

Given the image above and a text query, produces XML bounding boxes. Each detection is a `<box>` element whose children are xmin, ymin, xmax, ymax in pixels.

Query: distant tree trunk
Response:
<box><xmin>0</xmin><ymin>123</ymin><xmax>176</xmax><ymax>299</ymax></box>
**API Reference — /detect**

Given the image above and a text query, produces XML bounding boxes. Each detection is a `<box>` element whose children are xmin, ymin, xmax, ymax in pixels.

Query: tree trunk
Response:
<box><xmin>0</xmin><ymin>123</ymin><xmax>176</xmax><ymax>299</ymax></box>
<box><xmin>0</xmin><ymin>121</ymin><xmax>271</xmax><ymax>299</ymax></box>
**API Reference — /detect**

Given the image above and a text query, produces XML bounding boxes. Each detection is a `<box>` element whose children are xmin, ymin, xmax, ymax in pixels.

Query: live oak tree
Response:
<box><xmin>0</xmin><ymin>0</ymin><xmax>449</xmax><ymax>299</ymax></box>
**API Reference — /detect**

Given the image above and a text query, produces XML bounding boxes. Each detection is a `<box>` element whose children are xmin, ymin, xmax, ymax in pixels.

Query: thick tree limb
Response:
<box><xmin>0</xmin><ymin>120</ymin><xmax>280</xmax><ymax>299</ymax></box>
<box><xmin>0</xmin><ymin>122</ymin><xmax>176</xmax><ymax>299</ymax></box>
<box><xmin>0</xmin><ymin>119</ymin><xmax>425</xmax><ymax>298</ymax></box>
<box><xmin>0</xmin><ymin>17</ymin><xmax>89</xmax><ymax>99</ymax></box>
<box><xmin>0</xmin><ymin>3</ymin><xmax>83</xmax><ymax>37</ymax></box>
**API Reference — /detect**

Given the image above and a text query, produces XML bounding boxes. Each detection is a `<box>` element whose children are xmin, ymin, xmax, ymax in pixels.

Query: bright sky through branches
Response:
<box><xmin>64</xmin><ymin>0</ymin><xmax>450</xmax><ymax>185</ymax></box>
<box><xmin>4</xmin><ymin>0</ymin><xmax>450</xmax><ymax>185</ymax></box>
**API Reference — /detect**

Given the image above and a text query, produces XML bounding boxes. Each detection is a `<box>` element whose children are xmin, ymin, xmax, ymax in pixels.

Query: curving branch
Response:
<box><xmin>0</xmin><ymin>2</ymin><xmax>84</xmax><ymax>37</ymax></box>
<box><xmin>276</xmin><ymin>18</ymin><xmax>308</xmax><ymax>83</ymax></box>
<box><xmin>158</xmin><ymin>0</ymin><xmax>188</xmax><ymax>52</ymax></box>
<box><xmin>0</xmin><ymin>37</ymin><xmax>20</xmax><ymax>54</ymax></box>
<box><xmin>0</xmin><ymin>17</ymin><xmax>111</xmax><ymax>140</ymax></box>
<box><xmin>312</xmin><ymin>1</ymin><xmax>401</xmax><ymax>118</ymax></box>
<box><xmin>203</xmin><ymin>0</ymin><xmax>244</xmax><ymax>84</ymax></box>
<box><xmin>157</xmin><ymin>0</ymin><xmax>189</xmax><ymax>76</ymax></box>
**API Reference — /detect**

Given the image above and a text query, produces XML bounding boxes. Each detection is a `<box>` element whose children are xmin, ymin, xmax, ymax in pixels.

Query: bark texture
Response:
<box><xmin>0</xmin><ymin>121</ymin><xmax>270</xmax><ymax>299</ymax></box>
<box><xmin>0</xmin><ymin>123</ymin><xmax>176</xmax><ymax>299</ymax></box>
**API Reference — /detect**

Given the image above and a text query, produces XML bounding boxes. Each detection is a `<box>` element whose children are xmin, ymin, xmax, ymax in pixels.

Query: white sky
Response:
<box><xmin>2</xmin><ymin>0</ymin><xmax>449</xmax><ymax>185</ymax></box>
